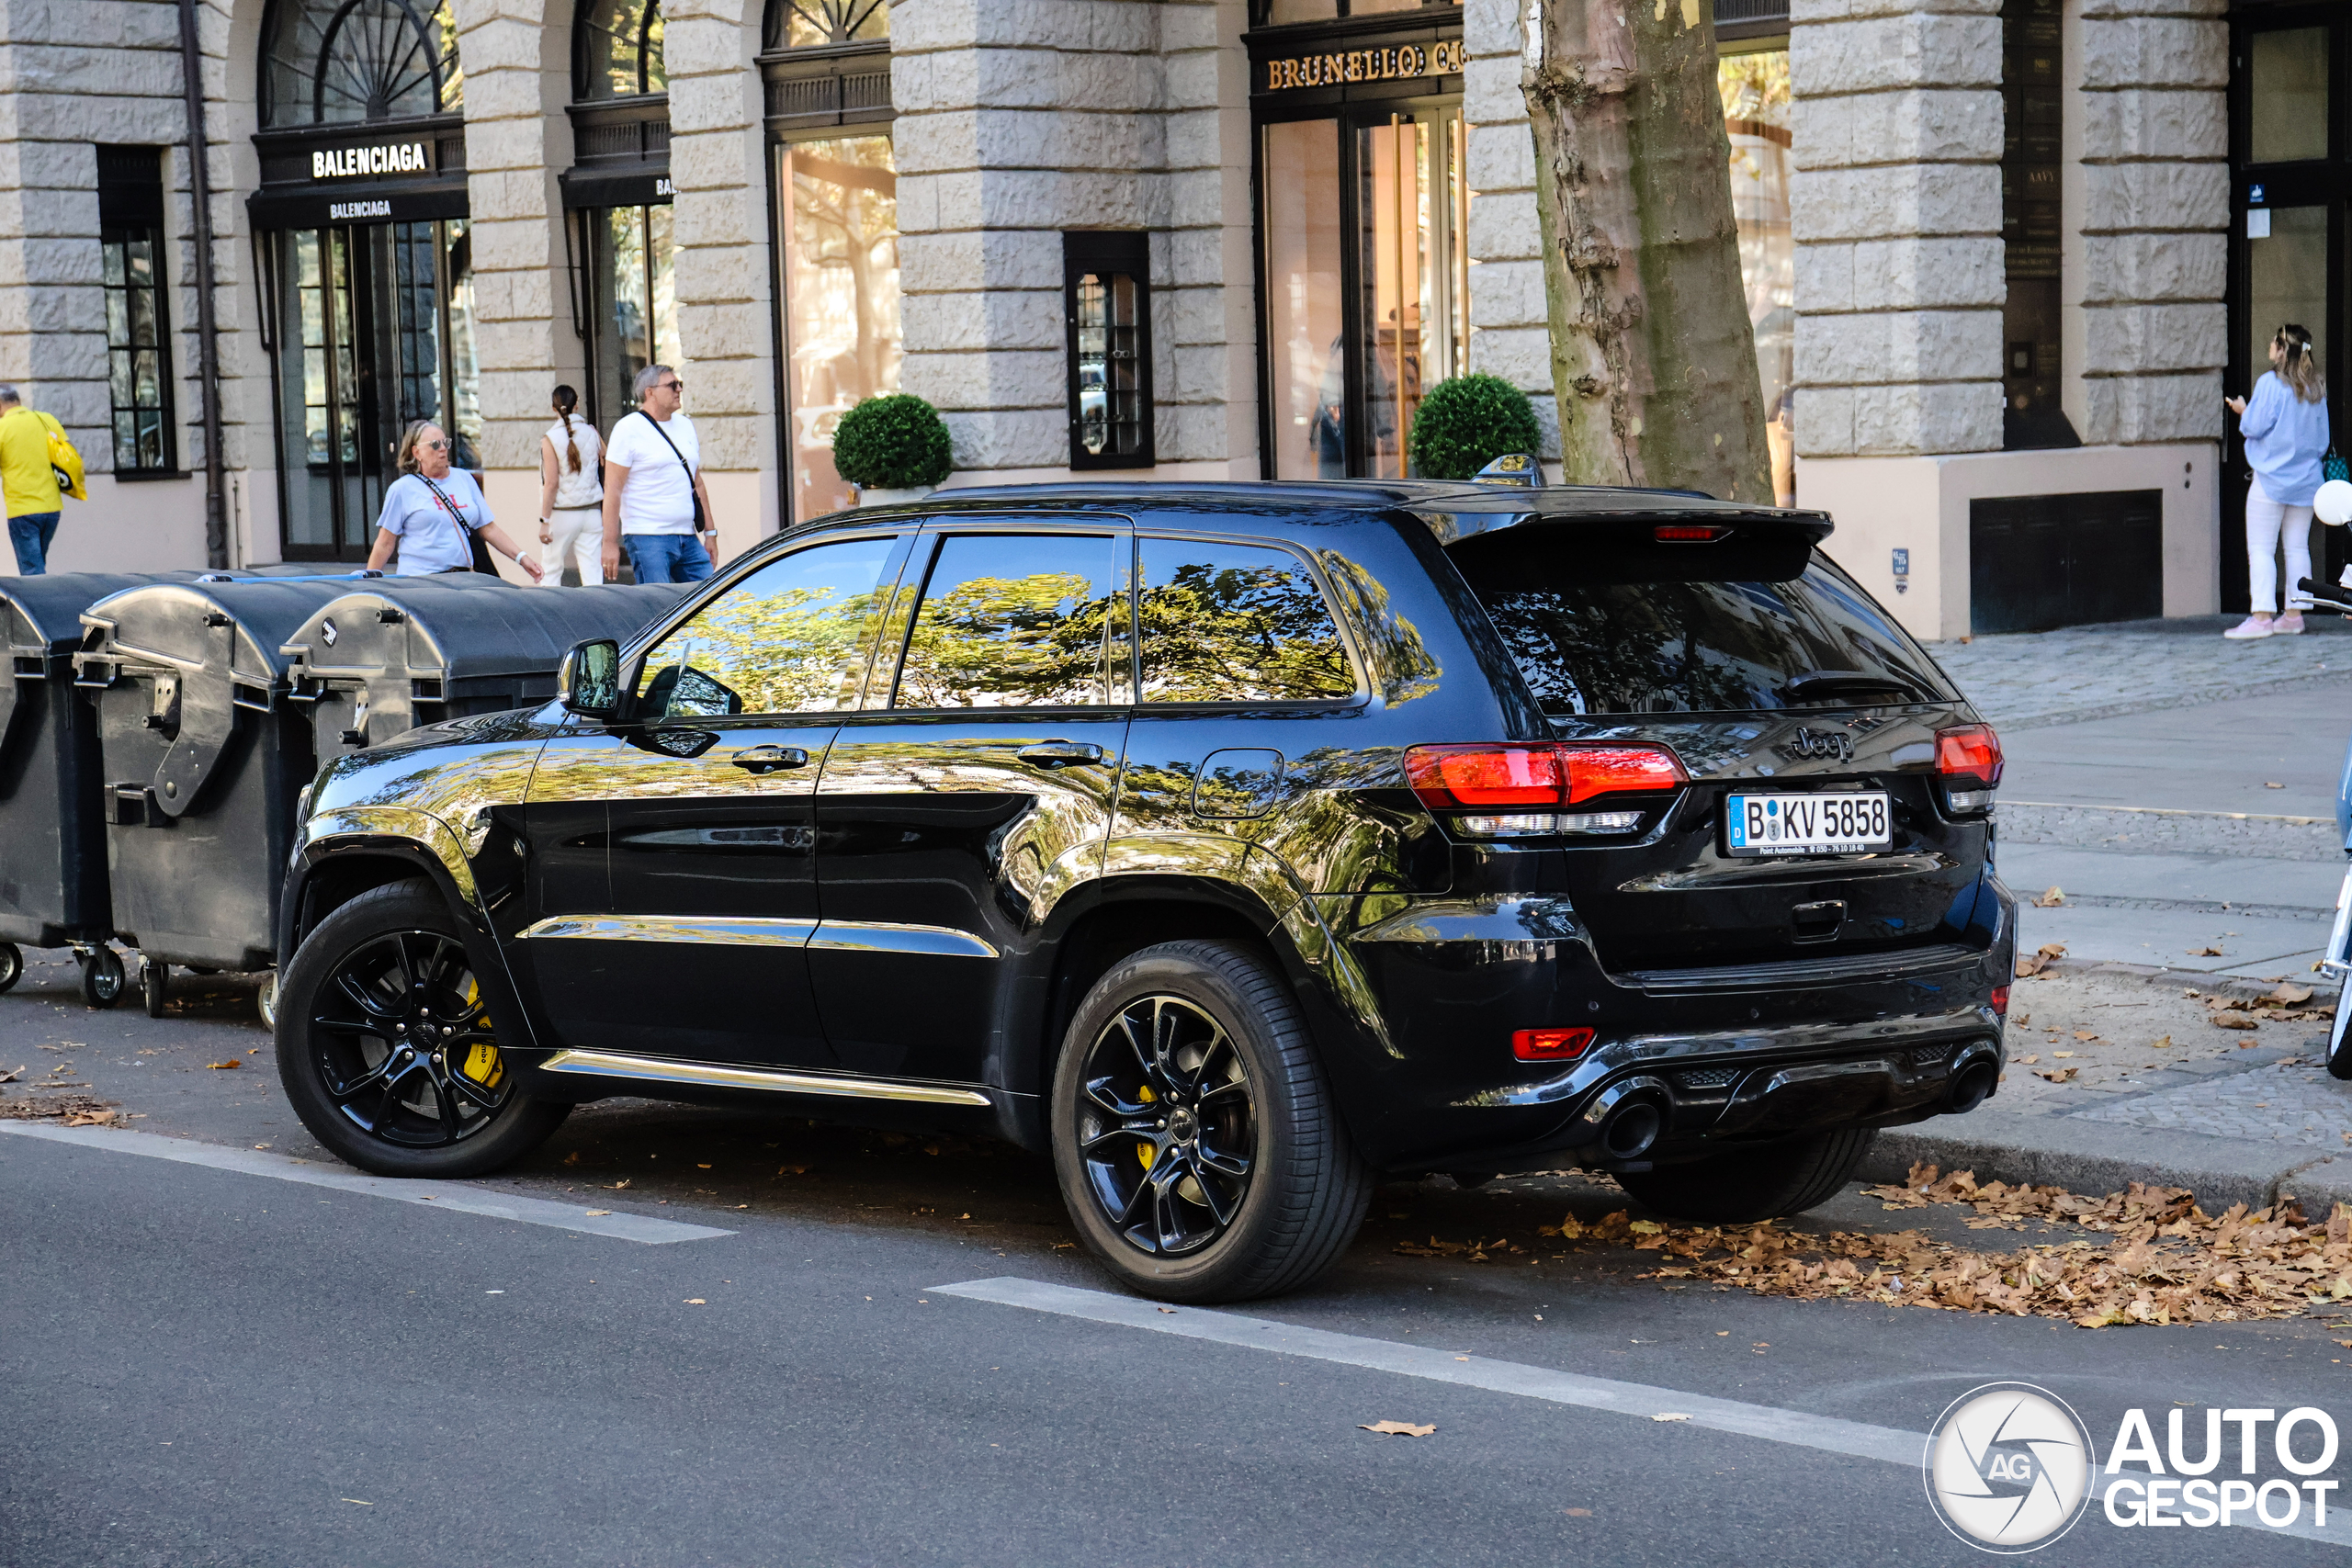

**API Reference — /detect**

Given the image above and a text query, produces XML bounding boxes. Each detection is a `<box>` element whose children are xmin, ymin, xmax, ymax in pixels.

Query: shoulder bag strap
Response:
<box><xmin>633</xmin><ymin>411</ymin><xmax>705</xmax><ymax>532</ymax></box>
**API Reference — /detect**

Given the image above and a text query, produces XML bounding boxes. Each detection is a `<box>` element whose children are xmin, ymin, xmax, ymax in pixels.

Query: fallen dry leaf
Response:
<box><xmin>2189</xmin><ymin>947</ymin><xmax>2225</xmax><ymax>958</ymax></box>
<box><xmin>2055</xmin><ymin>1051</ymin><xmax>2077</xmax><ymax>1059</ymax></box>
<box><xmin>684</xmin><ymin>1299</ymin><xmax>707</xmax><ymax>1306</ymax></box>
<box><xmin>2016</xmin><ymin>942</ymin><xmax>2069</xmax><ymax>977</ymax></box>
<box><xmin>2268</xmin><ymin>984</ymin><xmax>2316</xmax><ymax>1006</ymax></box>
<box><xmin>2267</xmin><ymin>782</ymin><xmax>2285</xmax><ymax>789</ymax></box>
<box><xmin>2034</xmin><ymin>1067</ymin><xmax>2079</xmax><ymax>1083</ymax></box>
<box><xmin>2034</xmin><ymin>886</ymin><xmax>2065</xmax><ymax>908</ymax></box>
<box><xmin>204</xmin><ymin>1058</ymin><xmax>243</xmax><ymax>1070</ymax></box>
<box><xmin>2213</xmin><ymin>1015</ymin><xmax>2258</xmax><ymax>1032</ymax></box>
<box><xmin>2017</xmin><ymin>1055</ymin><xmax>2041</xmax><ymax>1066</ymax></box>
<box><xmin>584</xmin><ymin>1209</ymin><xmax>611</xmax><ymax>1216</ymax></box>
<box><xmin>0</xmin><ymin>1066</ymin><xmax>20</xmax><ymax>1084</ymax></box>
<box><xmin>562</xmin><ymin>1151</ymin><xmax>582</xmax><ymax>1166</ymax></box>
<box><xmin>611</xmin><ymin>1179</ymin><xmax>631</xmax><ymax>1190</ymax></box>
<box><xmin>1653</xmin><ymin>1413</ymin><xmax>1692</xmax><ymax>1423</ymax></box>
<box><xmin>776</xmin><ymin>1163</ymin><xmax>810</xmax><ymax>1176</ymax></box>
<box><xmin>1360</xmin><ymin>1420</ymin><xmax>1437</xmax><ymax>1437</ymax></box>
<box><xmin>2150</xmin><ymin>1035</ymin><xmax>2173</xmax><ymax>1050</ymax></box>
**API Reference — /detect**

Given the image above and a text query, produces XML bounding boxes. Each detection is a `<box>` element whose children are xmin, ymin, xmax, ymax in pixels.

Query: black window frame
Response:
<box><xmin>96</xmin><ymin>145</ymin><xmax>179</xmax><ymax>477</ymax></box>
<box><xmin>1063</xmin><ymin>231</ymin><xmax>1156</xmax><ymax>471</ymax></box>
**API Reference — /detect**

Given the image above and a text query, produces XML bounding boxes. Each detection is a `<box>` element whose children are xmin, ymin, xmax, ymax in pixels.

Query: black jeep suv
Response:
<box><xmin>275</xmin><ymin>481</ymin><xmax>2014</xmax><ymax>1301</ymax></box>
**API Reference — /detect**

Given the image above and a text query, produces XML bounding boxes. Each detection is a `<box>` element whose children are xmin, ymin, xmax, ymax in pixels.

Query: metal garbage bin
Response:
<box><xmin>0</xmin><ymin>571</ymin><xmax>190</xmax><ymax>1005</ymax></box>
<box><xmin>74</xmin><ymin>577</ymin><xmax>369</xmax><ymax>1019</ymax></box>
<box><xmin>278</xmin><ymin>577</ymin><xmax>686</xmax><ymax>759</ymax></box>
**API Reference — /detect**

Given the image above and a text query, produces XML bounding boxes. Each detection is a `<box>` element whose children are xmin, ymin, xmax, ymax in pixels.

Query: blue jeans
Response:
<box><xmin>7</xmin><ymin>511</ymin><xmax>58</xmax><ymax>575</ymax></box>
<box><xmin>625</xmin><ymin>533</ymin><xmax>713</xmax><ymax>584</ymax></box>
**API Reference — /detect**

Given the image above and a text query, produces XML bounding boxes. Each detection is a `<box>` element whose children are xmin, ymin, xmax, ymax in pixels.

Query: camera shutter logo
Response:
<box><xmin>1924</xmin><ymin>1382</ymin><xmax>2096</xmax><ymax>1552</ymax></box>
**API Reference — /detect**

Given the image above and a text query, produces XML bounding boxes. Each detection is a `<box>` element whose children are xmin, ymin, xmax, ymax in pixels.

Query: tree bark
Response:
<box><xmin>1522</xmin><ymin>0</ymin><xmax>1770</xmax><ymax>503</ymax></box>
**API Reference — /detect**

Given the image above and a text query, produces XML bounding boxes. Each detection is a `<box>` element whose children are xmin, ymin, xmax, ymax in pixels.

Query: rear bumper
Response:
<box><xmin>1317</xmin><ymin>875</ymin><xmax>2015</xmax><ymax>1170</ymax></box>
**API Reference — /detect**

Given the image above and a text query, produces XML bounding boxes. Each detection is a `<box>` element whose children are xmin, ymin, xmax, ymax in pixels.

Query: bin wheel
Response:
<box><xmin>256</xmin><ymin>972</ymin><xmax>279</xmax><ymax>1032</ymax></box>
<box><xmin>0</xmin><ymin>942</ymin><xmax>20</xmax><ymax>994</ymax></box>
<box><xmin>142</xmin><ymin>958</ymin><xmax>170</xmax><ymax>1018</ymax></box>
<box><xmin>81</xmin><ymin>947</ymin><xmax>125</xmax><ymax>1010</ymax></box>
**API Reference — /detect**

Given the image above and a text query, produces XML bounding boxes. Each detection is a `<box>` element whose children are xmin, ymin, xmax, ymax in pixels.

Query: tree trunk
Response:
<box><xmin>1522</xmin><ymin>0</ymin><xmax>1770</xmax><ymax>503</ymax></box>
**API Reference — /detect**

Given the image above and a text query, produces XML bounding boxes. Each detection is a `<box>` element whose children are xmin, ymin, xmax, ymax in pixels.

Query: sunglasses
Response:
<box><xmin>655</xmin><ymin>379</ymin><xmax>683</xmax><ymax>393</ymax></box>
<box><xmin>422</xmin><ymin>437</ymin><xmax>449</xmax><ymax>451</ymax></box>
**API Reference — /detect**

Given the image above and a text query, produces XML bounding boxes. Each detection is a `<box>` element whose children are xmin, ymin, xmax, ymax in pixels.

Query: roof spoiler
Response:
<box><xmin>1406</xmin><ymin>500</ymin><xmax>1834</xmax><ymax>548</ymax></box>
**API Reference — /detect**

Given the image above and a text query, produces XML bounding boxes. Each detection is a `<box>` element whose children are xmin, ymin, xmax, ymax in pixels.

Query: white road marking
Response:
<box><xmin>933</xmin><ymin>1278</ymin><xmax>2352</xmax><ymax>1550</ymax></box>
<box><xmin>0</xmin><ymin>1122</ymin><xmax>733</xmax><ymax>1245</ymax></box>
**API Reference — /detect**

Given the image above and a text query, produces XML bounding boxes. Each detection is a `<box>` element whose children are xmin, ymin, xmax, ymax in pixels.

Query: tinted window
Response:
<box><xmin>637</xmin><ymin>536</ymin><xmax>899</xmax><ymax>717</ymax></box>
<box><xmin>893</xmin><ymin>533</ymin><xmax>1118</xmax><ymax>708</ymax></box>
<box><xmin>1136</xmin><ymin>537</ymin><xmax>1355</xmax><ymax>704</ymax></box>
<box><xmin>1451</xmin><ymin>536</ymin><xmax>1950</xmax><ymax>716</ymax></box>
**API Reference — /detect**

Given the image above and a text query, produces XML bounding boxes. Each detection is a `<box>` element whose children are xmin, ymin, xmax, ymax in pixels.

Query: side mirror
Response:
<box><xmin>559</xmin><ymin>638</ymin><xmax>620</xmax><ymax>718</ymax></box>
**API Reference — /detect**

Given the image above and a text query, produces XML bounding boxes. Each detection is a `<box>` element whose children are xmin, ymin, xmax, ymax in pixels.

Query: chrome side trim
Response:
<box><xmin>522</xmin><ymin>915</ymin><xmax>819</xmax><ymax>947</ymax></box>
<box><xmin>537</xmin><ymin>1049</ymin><xmax>993</xmax><ymax>1107</ymax></box>
<box><xmin>805</xmin><ymin>919</ymin><xmax>999</xmax><ymax>959</ymax></box>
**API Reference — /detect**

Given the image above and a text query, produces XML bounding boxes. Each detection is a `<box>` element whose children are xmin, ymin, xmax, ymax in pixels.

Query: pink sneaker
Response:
<box><xmin>2276</xmin><ymin>612</ymin><xmax>2307</xmax><ymax>635</ymax></box>
<box><xmin>2222</xmin><ymin>616</ymin><xmax>2274</xmax><ymax>639</ymax></box>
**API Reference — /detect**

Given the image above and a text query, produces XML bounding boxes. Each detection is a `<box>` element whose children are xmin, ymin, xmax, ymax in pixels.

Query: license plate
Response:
<box><xmin>1724</xmin><ymin>792</ymin><xmax>1891</xmax><ymax>857</ymax></box>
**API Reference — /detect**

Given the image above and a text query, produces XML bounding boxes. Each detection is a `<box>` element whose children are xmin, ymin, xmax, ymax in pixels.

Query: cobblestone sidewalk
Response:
<box><xmin>1929</xmin><ymin>618</ymin><xmax>2352</xmax><ymax>731</ymax></box>
<box><xmin>2071</xmin><ymin>1060</ymin><xmax>2352</xmax><ymax>1152</ymax></box>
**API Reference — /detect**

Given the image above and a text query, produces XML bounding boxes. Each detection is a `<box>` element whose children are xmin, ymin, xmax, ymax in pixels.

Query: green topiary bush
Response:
<box><xmin>1405</xmin><ymin>374</ymin><xmax>1544</xmax><ymax>481</ymax></box>
<box><xmin>831</xmin><ymin>393</ymin><xmax>954</xmax><ymax>489</ymax></box>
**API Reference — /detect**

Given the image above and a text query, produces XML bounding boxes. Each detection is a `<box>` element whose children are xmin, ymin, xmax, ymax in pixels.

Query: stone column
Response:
<box><xmin>893</xmin><ymin>0</ymin><xmax>1170</xmax><ymax>482</ymax></box>
<box><xmin>666</xmin><ymin>0</ymin><xmax>776</xmax><ymax>556</ymax></box>
<box><xmin>456</xmin><ymin>0</ymin><xmax>577</xmax><ymax>578</ymax></box>
<box><xmin>1790</xmin><ymin>0</ymin><xmax>2005</xmax><ymax>461</ymax></box>
<box><xmin>1159</xmin><ymin>0</ymin><xmax>1256</xmax><ymax>478</ymax></box>
<box><xmin>1461</xmin><ymin>0</ymin><xmax>1560</xmax><ymax>466</ymax></box>
<box><xmin>2070</xmin><ymin>0</ymin><xmax>2226</xmax><ymax>446</ymax></box>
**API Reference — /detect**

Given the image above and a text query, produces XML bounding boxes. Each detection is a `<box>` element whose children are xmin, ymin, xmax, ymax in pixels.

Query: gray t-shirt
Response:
<box><xmin>378</xmin><ymin>470</ymin><xmax>493</xmax><ymax>575</ymax></box>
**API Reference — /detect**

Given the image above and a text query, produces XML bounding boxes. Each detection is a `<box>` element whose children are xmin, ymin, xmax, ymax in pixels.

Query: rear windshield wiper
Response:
<box><xmin>1778</xmin><ymin>670</ymin><xmax>1938</xmax><ymax>705</ymax></box>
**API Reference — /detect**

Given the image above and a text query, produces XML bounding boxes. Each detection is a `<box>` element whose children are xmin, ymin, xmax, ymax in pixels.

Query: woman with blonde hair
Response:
<box><xmin>366</xmin><ymin>420</ymin><xmax>543</xmax><ymax>580</ymax></box>
<box><xmin>537</xmin><ymin>385</ymin><xmax>605</xmax><ymax>585</ymax></box>
<box><xmin>2223</xmin><ymin>323</ymin><xmax>2332</xmax><ymax>638</ymax></box>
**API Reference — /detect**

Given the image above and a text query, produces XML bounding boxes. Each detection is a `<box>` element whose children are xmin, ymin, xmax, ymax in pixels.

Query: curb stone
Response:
<box><xmin>1858</xmin><ymin>1112</ymin><xmax>2336</xmax><ymax>1216</ymax></box>
<box><xmin>2029</xmin><ymin>956</ymin><xmax>2339</xmax><ymax>1006</ymax></box>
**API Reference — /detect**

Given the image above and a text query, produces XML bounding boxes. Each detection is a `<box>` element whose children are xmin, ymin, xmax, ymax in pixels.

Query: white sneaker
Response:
<box><xmin>2222</xmin><ymin>616</ymin><xmax>2274</xmax><ymax>639</ymax></box>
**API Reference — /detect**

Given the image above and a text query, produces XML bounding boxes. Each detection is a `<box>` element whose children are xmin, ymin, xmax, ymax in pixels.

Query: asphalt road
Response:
<box><xmin>6</xmin><ymin>963</ymin><xmax>2352</xmax><ymax>1565</ymax></box>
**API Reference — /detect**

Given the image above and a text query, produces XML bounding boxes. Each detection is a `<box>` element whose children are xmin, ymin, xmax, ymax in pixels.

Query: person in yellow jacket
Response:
<box><xmin>0</xmin><ymin>385</ymin><xmax>80</xmax><ymax>575</ymax></box>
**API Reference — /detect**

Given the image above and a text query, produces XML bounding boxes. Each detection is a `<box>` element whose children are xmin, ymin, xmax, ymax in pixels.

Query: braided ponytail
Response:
<box><xmin>552</xmin><ymin>383</ymin><xmax>582</xmax><ymax>473</ymax></box>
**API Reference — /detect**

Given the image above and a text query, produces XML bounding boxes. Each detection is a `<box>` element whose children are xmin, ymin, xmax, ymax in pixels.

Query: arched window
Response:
<box><xmin>577</xmin><ymin>0</ymin><xmax>666</xmax><ymax>102</ymax></box>
<box><xmin>262</xmin><ymin>0</ymin><xmax>463</xmax><ymax>128</ymax></box>
<box><xmin>764</xmin><ymin>0</ymin><xmax>888</xmax><ymax>51</ymax></box>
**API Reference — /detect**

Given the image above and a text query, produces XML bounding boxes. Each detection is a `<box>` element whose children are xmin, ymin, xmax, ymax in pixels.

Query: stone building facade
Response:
<box><xmin>0</xmin><ymin>0</ymin><xmax>2332</xmax><ymax>641</ymax></box>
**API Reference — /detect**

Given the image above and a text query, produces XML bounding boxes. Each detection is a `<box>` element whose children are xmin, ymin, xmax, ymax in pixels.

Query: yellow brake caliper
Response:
<box><xmin>1136</xmin><ymin>1083</ymin><xmax>1157</xmax><ymax>1169</ymax></box>
<box><xmin>458</xmin><ymin>979</ymin><xmax>503</xmax><ymax>1089</ymax></box>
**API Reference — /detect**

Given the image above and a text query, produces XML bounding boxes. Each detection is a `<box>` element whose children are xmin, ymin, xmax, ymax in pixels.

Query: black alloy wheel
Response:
<box><xmin>1076</xmin><ymin>995</ymin><xmax>1258</xmax><ymax>1258</ymax></box>
<box><xmin>310</xmin><ymin>929</ymin><xmax>508</xmax><ymax>1148</ymax></box>
<box><xmin>1051</xmin><ymin>940</ymin><xmax>1373</xmax><ymax>1303</ymax></box>
<box><xmin>277</xmin><ymin>879</ymin><xmax>567</xmax><ymax>1178</ymax></box>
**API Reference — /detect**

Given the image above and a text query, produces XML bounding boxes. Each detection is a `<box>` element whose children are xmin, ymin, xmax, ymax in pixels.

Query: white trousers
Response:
<box><xmin>544</xmin><ymin>505</ymin><xmax>605</xmax><ymax>586</ymax></box>
<box><xmin>2246</xmin><ymin>482</ymin><xmax>2316</xmax><ymax>615</ymax></box>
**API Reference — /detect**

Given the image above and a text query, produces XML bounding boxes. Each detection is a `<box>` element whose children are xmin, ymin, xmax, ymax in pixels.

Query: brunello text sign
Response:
<box><xmin>311</xmin><ymin>142</ymin><xmax>431</xmax><ymax>180</ymax></box>
<box><xmin>1264</xmin><ymin>39</ymin><xmax>1465</xmax><ymax>92</ymax></box>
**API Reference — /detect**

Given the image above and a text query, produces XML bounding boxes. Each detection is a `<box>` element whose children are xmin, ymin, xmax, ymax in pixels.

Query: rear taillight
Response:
<box><xmin>1512</xmin><ymin>1027</ymin><xmax>1595</xmax><ymax>1061</ymax></box>
<box><xmin>1405</xmin><ymin>742</ymin><xmax>1687</xmax><ymax>838</ymax></box>
<box><xmin>1990</xmin><ymin>986</ymin><xmax>2010</xmax><ymax>1017</ymax></box>
<box><xmin>1936</xmin><ymin>723</ymin><xmax>2002</xmax><ymax>813</ymax></box>
<box><xmin>1653</xmin><ymin>525</ymin><xmax>1729</xmax><ymax>542</ymax></box>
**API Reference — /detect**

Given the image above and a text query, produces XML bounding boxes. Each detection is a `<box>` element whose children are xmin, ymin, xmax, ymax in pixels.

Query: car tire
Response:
<box><xmin>276</xmin><ymin>878</ymin><xmax>567</xmax><ymax>1179</ymax></box>
<box><xmin>1050</xmin><ymin>939</ymin><xmax>1374</xmax><ymax>1303</ymax></box>
<box><xmin>0</xmin><ymin>942</ymin><xmax>20</xmax><ymax>994</ymax></box>
<box><xmin>141</xmin><ymin>957</ymin><xmax>169</xmax><ymax>1018</ymax></box>
<box><xmin>1615</xmin><ymin>1127</ymin><xmax>1877</xmax><ymax>1224</ymax></box>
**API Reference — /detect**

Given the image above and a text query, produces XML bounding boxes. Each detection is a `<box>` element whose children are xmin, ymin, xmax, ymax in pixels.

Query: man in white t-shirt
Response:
<box><xmin>602</xmin><ymin>363</ymin><xmax>718</xmax><ymax>583</ymax></box>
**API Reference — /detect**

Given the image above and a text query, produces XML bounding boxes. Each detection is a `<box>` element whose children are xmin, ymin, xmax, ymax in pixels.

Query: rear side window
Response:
<box><xmin>637</xmin><ymin>535</ymin><xmax>900</xmax><ymax>717</ymax></box>
<box><xmin>1449</xmin><ymin>535</ymin><xmax>1949</xmax><ymax>716</ymax></box>
<box><xmin>1136</xmin><ymin>536</ymin><xmax>1355</xmax><ymax>704</ymax></box>
<box><xmin>893</xmin><ymin>533</ymin><xmax>1119</xmax><ymax>708</ymax></box>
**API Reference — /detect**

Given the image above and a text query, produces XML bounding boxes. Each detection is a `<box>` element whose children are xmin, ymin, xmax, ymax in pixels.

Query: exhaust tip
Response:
<box><xmin>1600</xmin><ymin>1099</ymin><xmax>1664</xmax><ymax>1160</ymax></box>
<box><xmin>1947</xmin><ymin>1054</ymin><xmax>1999</xmax><ymax>1114</ymax></box>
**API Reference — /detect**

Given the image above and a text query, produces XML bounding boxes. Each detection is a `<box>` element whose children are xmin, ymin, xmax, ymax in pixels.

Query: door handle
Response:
<box><xmin>731</xmin><ymin>745</ymin><xmax>810</xmax><ymax>774</ymax></box>
<box><xmin>1016</xmin><ymin>741</ymin><xmax>1106</xmax><ymax>767</ymax></box>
